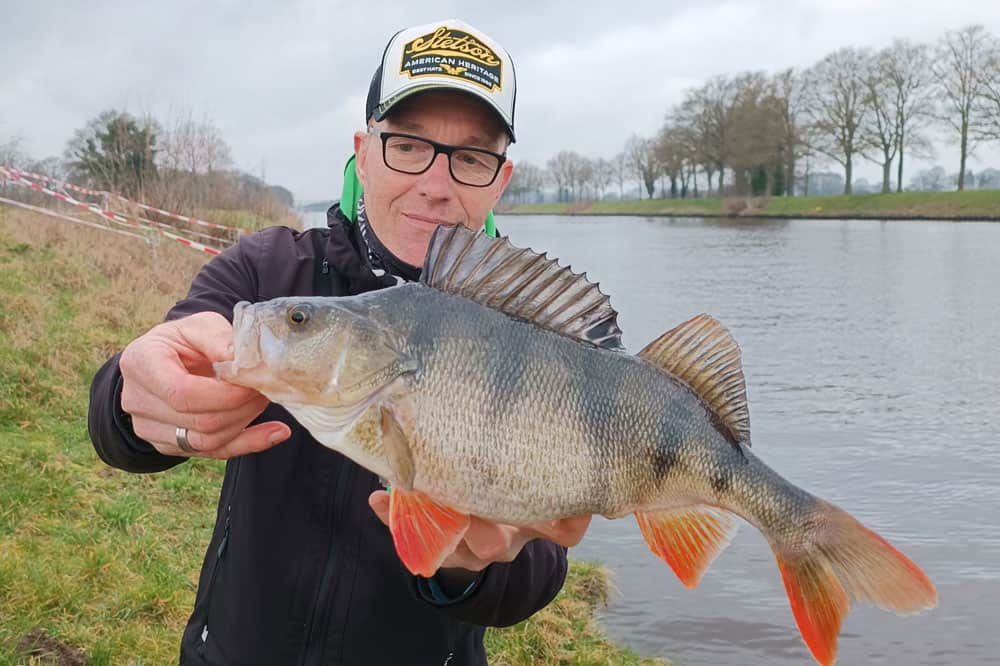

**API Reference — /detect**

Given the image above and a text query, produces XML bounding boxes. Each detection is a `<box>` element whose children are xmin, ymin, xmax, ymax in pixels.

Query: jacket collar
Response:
<box><xmin>324</xmin><ymin>203</ymin><xmax>399</xmax><ymax>295</ymax></box>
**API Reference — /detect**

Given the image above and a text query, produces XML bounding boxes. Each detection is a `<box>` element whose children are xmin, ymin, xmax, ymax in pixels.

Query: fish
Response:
<box><xmin>214</xmin><ymin>224</ymin><xmax>936</xmax><ymax>665</ymax></box>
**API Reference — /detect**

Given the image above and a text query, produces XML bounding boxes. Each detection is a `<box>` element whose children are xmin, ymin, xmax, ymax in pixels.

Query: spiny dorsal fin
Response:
<box><xmin>638</xmin><ymin>314</ymin><xmax>750</xmax><ymax>445</ymax></box>
<box><xmin>422</xmin><ymin>225</ymin><xmax>624</xmax><ymax>350</ymax></box>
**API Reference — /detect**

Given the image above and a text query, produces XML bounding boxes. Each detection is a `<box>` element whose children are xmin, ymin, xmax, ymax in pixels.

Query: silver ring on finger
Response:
<box><xmin>175</xmin><ymin>426</ymin><xmax>195</xmax><ymax>454</ymax></box>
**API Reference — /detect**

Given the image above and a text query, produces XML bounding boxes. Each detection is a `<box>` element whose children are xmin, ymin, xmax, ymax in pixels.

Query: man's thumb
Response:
<box><xmin>171</xmin><ymin>311</ymin><xmax>236</xmax><ymax>363</ymax></box>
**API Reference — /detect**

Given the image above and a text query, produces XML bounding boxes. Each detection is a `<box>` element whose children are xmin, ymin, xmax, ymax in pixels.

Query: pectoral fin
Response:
<box><xmin>389</xmin><ymin>489</ymin><xmax>470</xmax><ymax>577</ymax></box>
<box><xmin>635</xmin><ymin>505</ymin><xmax>738</xmax><ymax>588</ymax></box>
<box><xmin>380</xmin><ymin>404</ymin><xmax>415</xmax><ymax>491</ymax></box>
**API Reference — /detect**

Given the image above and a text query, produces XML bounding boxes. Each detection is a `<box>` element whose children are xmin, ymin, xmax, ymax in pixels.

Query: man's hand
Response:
<box><xmin>119</xmin><ymin>312</ymin><xmax>291</xmax><ymax>459</ymax></box>
<box><xmin>368</xmin><ymin>490</ymin><xmax>591</xmax><ymax>575</ymax></box>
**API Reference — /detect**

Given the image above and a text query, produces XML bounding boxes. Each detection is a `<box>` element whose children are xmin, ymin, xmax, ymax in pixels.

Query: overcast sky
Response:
<box><xmin>3</xmin><ymin>1</ymin><xmax>1000</xmax><ymax>202</ymax></box>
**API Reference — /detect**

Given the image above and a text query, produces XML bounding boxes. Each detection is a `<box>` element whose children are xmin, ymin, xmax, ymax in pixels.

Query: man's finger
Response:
<box><xmin>368</xmin><ymin>491</ymin><xmax>390</xmax><ymax>526</ymax></box>
<box><xmin>138</xmin><ymin>406</ymin><xmax>277</xmax><ymax>455</ymax></box>
<box><xmin>170</xmin><ymin>311</ymin><xmax>239</xmax><ymax>363</ymax></box>
<box><xmin>208</xmin><ymin>422</ymin><xmax>292</xmax><ymax>459</ymax></box>
<box><xmin>124</xmin><ymin>381</ymin><xmax>269</xmax><ymax>433</ymax></box>
<box><xmin>128</xmin><ymin>348</ymin><xmax>263</xmax><ymax>415</ymax></box>
<box><xmin>462</xmin><ymin>519</ymin><xmax>519</xmax><ymax>563</ymax></box>
<box><xmin>528</xmin><ymin>515</ymin><xmax>592</xmax><ymax>547</ymax></box>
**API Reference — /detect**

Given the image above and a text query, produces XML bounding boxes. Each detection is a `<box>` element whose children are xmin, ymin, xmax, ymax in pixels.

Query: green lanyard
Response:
<box><xmin>340</xmin><ymin>156</ymin><xmax>497</xmax><ymax>238</ymax></box>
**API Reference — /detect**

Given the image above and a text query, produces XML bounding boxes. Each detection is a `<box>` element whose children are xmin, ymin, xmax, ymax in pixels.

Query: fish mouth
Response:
<box><xmin>214</xmin><ymin>301</ymin><xmax>266</xmax><ymax>383</ymax></box>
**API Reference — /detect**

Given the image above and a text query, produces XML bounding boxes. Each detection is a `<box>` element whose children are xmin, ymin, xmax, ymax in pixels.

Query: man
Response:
<box><xmin>88</xmin><ymin>18</ymin><xmax>590</xmax><ymax>666</ymax></box>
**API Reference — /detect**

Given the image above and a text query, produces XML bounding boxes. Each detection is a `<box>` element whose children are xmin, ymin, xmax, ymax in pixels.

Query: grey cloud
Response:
<box><xmin>2</xmin><ymin>1</ymin><xmax>999</xmax><ymax>201</ymax></box>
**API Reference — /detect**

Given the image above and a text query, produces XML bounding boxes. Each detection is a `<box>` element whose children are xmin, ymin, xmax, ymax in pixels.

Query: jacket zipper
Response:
<box><xmin>198</xmin><ymin>458</ymin><xmax>242</xmax><ymax>646</ymax></box>
<box><xmin>299</xmin><ymin>462</ymin><xmax>355</xmax><ymax>665</ymax></box>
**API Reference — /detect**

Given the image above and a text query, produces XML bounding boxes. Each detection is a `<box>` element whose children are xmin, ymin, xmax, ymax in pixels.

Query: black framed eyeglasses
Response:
<box><xmin>369</xmin><ymin>129</ymin><xmax>506</xmax><ymax>187</ymax></box>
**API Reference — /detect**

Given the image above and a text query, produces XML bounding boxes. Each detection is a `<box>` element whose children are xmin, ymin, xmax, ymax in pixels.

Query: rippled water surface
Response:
<box><xmin>496</xmin><ymin>215</ymin><xmax>1000</xmax><ymax>666</ymax></box>
<box><xmin>301</xmin><ymin>211</ymin><xmax>1000</xmax><ymax>664</ymax></box>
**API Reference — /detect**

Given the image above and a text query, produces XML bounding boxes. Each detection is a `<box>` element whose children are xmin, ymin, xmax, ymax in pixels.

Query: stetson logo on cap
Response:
<box><xmin>400</xmin><ymin>26</ymin><xmax>503</xmax><ymax>92</ymax></box>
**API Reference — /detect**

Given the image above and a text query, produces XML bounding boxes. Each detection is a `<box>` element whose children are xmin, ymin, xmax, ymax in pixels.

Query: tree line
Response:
<box><xmin>503</xmin><ymin>24</ymin><xmax>1000</xmax><ymax>204</ymax></box>
<box><xmin>1</xmin><ymin>109</ymin><xmax>294</xmax><ymax>226</ymax></box>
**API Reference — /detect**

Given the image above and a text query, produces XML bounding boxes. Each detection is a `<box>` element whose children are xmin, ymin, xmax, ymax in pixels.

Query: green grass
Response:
<box><xmin>484</xmin><ymin>561</ymin><xmax>662</xmax><ymax>665</ymax></box>
<box><xmin>195</xmin><ymin>208</ymin><xmax>299</xmax><ymax>232</ymax></box>
<box><xmin>0</xmin><ymin>205</ymin><xmax>661</xmax><ymax>665</ymax></box>
<box><xmin>505</xmin><ymin>189</ymin><xmax>1000</xmax><ymax>219</ymax></box>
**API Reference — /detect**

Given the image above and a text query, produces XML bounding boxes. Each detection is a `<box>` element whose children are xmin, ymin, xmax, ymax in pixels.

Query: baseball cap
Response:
<box><xmin>365</xmin><ymin>19</ymin><xmax>516</xmax><ymax>142</ymax></box>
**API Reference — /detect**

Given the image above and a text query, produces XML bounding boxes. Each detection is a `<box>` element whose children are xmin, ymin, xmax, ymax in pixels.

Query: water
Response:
<box><xmin>304</xmin><ymin>211</ymin><xmax>1000</xmax><ymax>664</ymax></box>
<box><xmin>301</xmin><ymin>210</ymin><xmax>329</xmax><ymax>230</ymax></box>
<box><xmin>498</xmin><ymin>215</ymin><xmax>1000</xmax><ymax>666</ymax></box>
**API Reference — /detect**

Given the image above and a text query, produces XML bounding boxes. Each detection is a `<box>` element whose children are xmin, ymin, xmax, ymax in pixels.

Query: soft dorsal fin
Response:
<box><xmin>638</xmin><ymin>314</ymin><xmax>750</xmax><ymax>445</ymax></box>
<box><xmin>422</xmin><ymin>225</ymin><xmax>624</xmax><ymax>350</ymax></box>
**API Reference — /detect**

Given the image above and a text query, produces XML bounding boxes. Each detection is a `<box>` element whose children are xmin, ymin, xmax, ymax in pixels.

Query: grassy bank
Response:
<box><xmin>504</xmin><ymin>189</ymin><xmax>1000</xmax><ymax>220</ymax></box>
<box><xmin>0</xmin><ymin>205</ymin><xmax>660</xmax><ymax>665</ymax></box>
<box><xmin>194</xmin><ymin>208</ymin><xmax>301</xmax><ymax>232</ymax></box>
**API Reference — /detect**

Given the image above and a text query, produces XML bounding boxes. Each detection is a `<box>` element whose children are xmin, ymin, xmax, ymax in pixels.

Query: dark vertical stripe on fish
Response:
<box><xmin>483</xmin><ymin>319</ymin><xmax>533</xmax><ymax>439</ymax></box>
<box><xmin>582</xmin><ymin>351</ymin><xmax>630</xmax><ymax>512</ymax></box>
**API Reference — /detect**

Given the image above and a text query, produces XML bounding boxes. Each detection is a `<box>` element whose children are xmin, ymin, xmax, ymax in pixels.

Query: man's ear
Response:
<box><xmin>492</xmin><ymin>159</ymin><xmax>514</xmax><ymax>205</ymax></box>
<box><xmin>354</xmin><ymin>131</ymin><xmax>369</xmax><ymax>189</ymax></box>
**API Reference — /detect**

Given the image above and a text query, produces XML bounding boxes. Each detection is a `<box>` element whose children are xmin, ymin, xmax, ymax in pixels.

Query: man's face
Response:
<box><xmin>354</xmin><ymin>90</ymin><xmax>514</xmax><ymax>267</ymax></box>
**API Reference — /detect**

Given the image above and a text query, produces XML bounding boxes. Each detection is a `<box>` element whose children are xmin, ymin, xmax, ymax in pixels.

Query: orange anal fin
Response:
<box><xmin>776</xmin><ymin>556</ymin><xmax>849</xmax><ymax>666</ymax></box>
<box><xmin>389</xmin><ymin>488</ymin><xmax>470</xmax><ymax>578</ymax></box>
<box><xmin>635</xmin><ymin>506</ymin><xmax>738</xmax><ymax>588</ymax></box>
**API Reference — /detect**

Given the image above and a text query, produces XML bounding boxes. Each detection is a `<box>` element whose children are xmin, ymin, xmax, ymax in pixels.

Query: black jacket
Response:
<box><xmin>88</xmin><ymin>205</ymin><xmax>569</xmax><ymax>665</ymax></box>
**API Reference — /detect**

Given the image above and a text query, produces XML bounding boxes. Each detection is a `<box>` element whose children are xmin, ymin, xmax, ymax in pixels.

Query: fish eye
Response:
<box><xmin>287</xmin><ymin>305</ymin><xmax>311</xmax><ymax>326</ymax></box>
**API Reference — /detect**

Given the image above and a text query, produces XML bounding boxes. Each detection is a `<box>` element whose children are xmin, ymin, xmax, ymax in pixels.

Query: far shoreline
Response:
<box><xmin>499</xmin><ymin>210</ymin><xmax>1000</xmax><ymax>222</ymax></box>
<box><xmin>499</xmin><ymin>190</ymin><xmax>1000</xmax><ymax>222</ymax></box>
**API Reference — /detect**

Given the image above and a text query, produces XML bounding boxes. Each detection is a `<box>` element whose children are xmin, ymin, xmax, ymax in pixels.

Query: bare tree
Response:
<box><xmin>592</xmin><ymin>157</ymin><xmax>616</xmax><ymax>200</ymax></box>
<box><xmin>974</xmin><ymin>35</ymin><xmax>1000</xmax><ymax>141</ymax></box>
<box><xmin>547</xmin><ymin>151</ymin><xmax>588</xmax><ymax>202</ymax></box>
<box><xmin>576</xmin><ymin>157</ymin><xmax>596</xmax><ymax>200</ymax></box>
<box><xmin>501</xmin><ymin>160</ymin><xmax>545</xmax><ymax>204</ymax></box>
<box><xmin>28</xmin><ymin>156</ymin><xmax>65</xmax><ymax>181</ymax></box>
<box><xmin>611</xmin><ymin>151</ymin><xmax>629</xmax><ymax>199</ymax></box>
<box><xmin>655</xmin><ymin>125</ymin><xmax>685</xmax><ymax>198</ymax></box>
<box><xmin>1</xmin><ymin>136</ymin><xmax>27</xmax><ymax>168</ymax></box>
<box><xmin>675</xmin><ymin>77</ymin><xmax>737</xmax><ymax>195</ymax></box>
<box><xmin>932</xmin><ymin>25</ymin><xmax>996</xmax><ymax>190</ymax></box>
<box><xmin>157</xmin><ymin>111</ymin><xmax>234</xmax><ymax>210</ymax></box>
<box><xmin>624</xmin><ymin>135</ymin><xmax>660</xmax><ymax>199</ymax></box>
<box><xmin>909</xmin><ymin>165</ymin><xmax>950</xmax><ymax>191</ymax></box>
<box><xmin>875</xmin><ymin>40</ymin><xmax>937</xmax><ymax>193</ymax></box>
<box><xmin>161</xmin><ymin>112</ymin><xmax>233</xmax><ymax>175</ymax></box>
<box><xmin>771</xmin><ymin>69</ymin><xmax>808</xmax><ymax>196</ymax></box>
<box><xmin>861</xmin><ymin>50</ymin><xmax>900</xmax><ymax>193</ymax></box>
<box><xmin>802</xmin><ymin>47</ymin><xmax>871</xmax><ymax>194</ymax></box>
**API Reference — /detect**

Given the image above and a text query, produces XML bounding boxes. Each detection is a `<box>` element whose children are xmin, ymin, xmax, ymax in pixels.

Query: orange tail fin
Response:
<box><xmin>773</xmin><ymin>501</ymin><xmax>937</xmax><ymax>666</ymax></box>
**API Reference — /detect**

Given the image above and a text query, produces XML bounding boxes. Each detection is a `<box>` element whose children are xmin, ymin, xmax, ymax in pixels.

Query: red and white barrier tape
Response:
<box><xmin>0</xmin><ymin>166</ymin><xmax>221</xmax><ymax>256</ymax></box>
<box><xmin>111</xmin><ymin>194</ymin><xmax>249</xmax><ymax>235</ymax></box>
<box><xmin>8</xmin><ymin>168</ymin><xmax>106</xmax><ymax>197</ymax></box>
<box><xmin>0</xmin><ymin>195</ymin><xmax>149</xmax><ymax>242</ymax></box>
<box><xmin>131</xmin><ymin>212</ymin><xmax>231</xmax><ymax>245</ymax></box>
<box><xmin>2</xmin><ymin>166</ymin><xmax>249</xmax><ymax>236</ymax></box>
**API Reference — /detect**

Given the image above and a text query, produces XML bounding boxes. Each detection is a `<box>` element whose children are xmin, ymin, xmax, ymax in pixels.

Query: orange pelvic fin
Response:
<box><xmin>635</xmin><ymin>505</ymin><xmax>738</xmax><ymax>588</ymax></box>
<box><xmin>773</xmin><ymin>502</ymin><xmax>937</xmax><ymax>666</ymax></box>
<box><xmin>388</xmin><ymin>488</ymin><xmax>470</xmax><ymax>578</ymax></box>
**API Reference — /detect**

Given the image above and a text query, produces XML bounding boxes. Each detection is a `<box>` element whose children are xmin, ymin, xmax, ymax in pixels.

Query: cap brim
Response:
<box><xmin>375</xmin><ymin>83</ymin><xmax>515</xmax><ymax>142</ymax></box>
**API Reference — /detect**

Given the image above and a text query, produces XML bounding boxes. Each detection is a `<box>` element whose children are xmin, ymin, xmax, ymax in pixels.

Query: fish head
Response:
<box><xmin>215</xmin><ymin>298</ymin><xmax>415</xmax><ymax>406</ymax></box>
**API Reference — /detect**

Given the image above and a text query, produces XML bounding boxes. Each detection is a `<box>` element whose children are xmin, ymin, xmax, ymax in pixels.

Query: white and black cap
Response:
<box><xmin>366</xmin><ymin>19</ymin><xmax>516</xmax><ymax>142</ymax></box>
